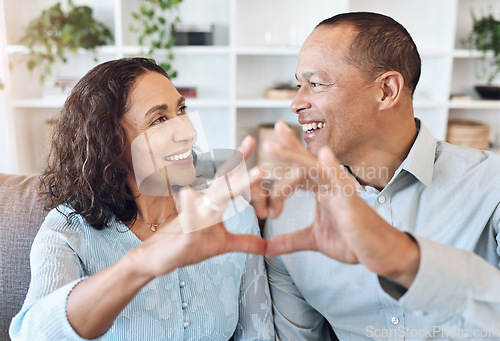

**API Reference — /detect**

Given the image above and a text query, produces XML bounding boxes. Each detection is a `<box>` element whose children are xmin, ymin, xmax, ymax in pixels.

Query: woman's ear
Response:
<box><xmin>377</xmin><ymin>71</ymin><xmax>404</xmax><ymax>110</ymax></box>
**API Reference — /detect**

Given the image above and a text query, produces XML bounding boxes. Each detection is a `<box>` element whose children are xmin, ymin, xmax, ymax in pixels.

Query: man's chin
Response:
<box><xmin>306</xmin><ymin>143</ymin><xmax>321</xmax><ymax>157</ymax></box>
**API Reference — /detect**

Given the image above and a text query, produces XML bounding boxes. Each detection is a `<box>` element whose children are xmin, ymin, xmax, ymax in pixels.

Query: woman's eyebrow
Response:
<box><xmin>144</xmin><ymin>96</ymin><xmax>186</xmax><ymax>119</ymax></box>
<box><xmin>144</xmin><ymin>104</ymin><xmax>168</xmax><ymax>119</ymax></box>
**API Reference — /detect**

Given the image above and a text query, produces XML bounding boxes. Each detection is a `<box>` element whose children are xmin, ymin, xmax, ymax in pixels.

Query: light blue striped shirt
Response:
<box><xmin>265</xmin><ymin>120</ymin><xmax>500</xmax><ymax>341</ymax></box>
<box><xmin>10</xmin><ymin>198</ymin><xmax>274</xmax><ymax>340</ymax></box>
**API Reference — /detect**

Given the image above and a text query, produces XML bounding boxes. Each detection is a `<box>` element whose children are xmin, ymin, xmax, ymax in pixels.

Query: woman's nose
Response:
<box><xmin>172</xmin><ymin>116</ymin><xmax>196</xmax><ymax>142</ymax></box>
<box><xmin>291</xmin><ymin>86</ymin><xmax>311</xmax><ymax>114</ymax></box>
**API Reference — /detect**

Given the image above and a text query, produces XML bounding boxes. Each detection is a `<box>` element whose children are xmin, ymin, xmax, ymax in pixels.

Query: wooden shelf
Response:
<box><xmin>11</xmin><ymin>98</ymin><xmax>232</xmax><ymax>109</ymax></box>
<box><xmin>448</xmin><ymin>100</ymin><xmax>500</xmax><ymax>110</ymax></box>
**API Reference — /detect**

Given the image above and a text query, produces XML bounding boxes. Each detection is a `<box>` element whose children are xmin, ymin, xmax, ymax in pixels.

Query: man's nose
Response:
<box><xmin>291</xmin><ymin>87</ymin><xmax>311</xmax><ymax>114</ymax></box>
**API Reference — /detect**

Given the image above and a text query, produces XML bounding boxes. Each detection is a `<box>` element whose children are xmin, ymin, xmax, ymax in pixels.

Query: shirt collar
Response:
<box><xmin>399</xmin><ymin>119</ymin><xmax>437</xmax><ymax>187</ymax></box>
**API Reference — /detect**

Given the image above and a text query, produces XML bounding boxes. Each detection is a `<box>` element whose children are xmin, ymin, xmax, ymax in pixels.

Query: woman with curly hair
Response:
<box><xmin>10</xmin><ymin>57</ymin><xmax>274</xmax><ymax>340</ymax></box>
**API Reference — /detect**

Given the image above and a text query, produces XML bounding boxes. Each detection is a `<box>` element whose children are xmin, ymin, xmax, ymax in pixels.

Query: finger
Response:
<box><xmin>236</xmin><ymin>135</ymin><xmax>256</xmax><ymax>162</ymax></box>
<box><xmin>250</xmin><ymin>184</ymin><xmax>269</xmax><ymax>219</ymax></box>
<box><xmin>176</xmin><ymin>188</ymin><xmax>216</xmax><ymax>233</ymax></box>
<box><xmin>264</xmin><ymin>139</ymin><xmax>318</xmax><ymax>171</ymax></box>
<box><xmin>215</xmin><ymin>149</ymin><xmax>245</xmax><ymax>178</ymax></box>
<box><xmin>274</xmin><ymin>120</ymin><xmax>304</xmax><ymax>150</ymax></box>
<box><xmin>224</xmin><ymin>233</ymin><xmax>267</xmax><ymax>255</ymax></box>
<box><xmin>247</xmin><ymin>166</ymin><xmax>305</xmax><ymax>219</ymax></box>
<box><xmin>265</xmin><ymin>227</ymin><xmax>315</xmax><ymax>258</ymax></box>
<box><xmin>318</xmin><ymin>147</ymin><xmax>357</xmax><ymax>194</ymax></box>
<box><xmin>247</xmin><ymin>167</ymin><xmax>270</xmax><ymax>219</ymax></box>
<box><xmin>206</xmin><ymin>170</ymin><xmax>252</xmax><ymax>211</ymax></box>
<box><xmin>267</xmin><ymin>168</ymin><xmax>306</xmax><ymax>219</ymax></box>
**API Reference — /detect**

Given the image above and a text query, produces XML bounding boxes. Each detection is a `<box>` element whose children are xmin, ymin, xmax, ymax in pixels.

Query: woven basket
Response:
<box><xmin>264</xmin><ymin>88</ymin><xmax>297</xmax><ymax>99</ymax></box>
<box><xmin>446</xmin><ymin>119</ymin><xmax>490</xmax><ymax>150</ymax></box>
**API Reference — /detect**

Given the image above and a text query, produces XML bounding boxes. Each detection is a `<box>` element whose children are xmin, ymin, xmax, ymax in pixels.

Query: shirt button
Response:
<box><xmin>391</xmin><ymin>316</ymin><xmax>400</xmax><ymax>325</ymax></box>
<box><xmin>183</xmin><ymin>321</ymin><xmax>190</xmax><ymax>328</ymax></box>
<box><xmin>179</xmin><ymin>281</ymin><xmax>186</xmax><ymax>288</ymax></box>
<box><xmin>182</xmin><ymin>301</ymin><xmax>188</xmax><ymax>309</ymax></box>
<box><xmin>413</xmin><ymin>310</ymin><xmax>427</xmax><ymax>317</ymax></box>
<box><xmin>377</xmin><ymin>195</ymin><xmax>386</xmax><ymax>204</ymax></box>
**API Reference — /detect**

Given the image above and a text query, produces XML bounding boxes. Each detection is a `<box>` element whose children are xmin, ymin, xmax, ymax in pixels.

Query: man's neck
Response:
<box><xmin>347</xmin><ymin>120</ymin><xmax>418</xmax><ymax>191</ymax></box>
<box><xmin>348</xmin><ymin>156</ymin><xmax>403</xmax><ymax>191</ymax></box>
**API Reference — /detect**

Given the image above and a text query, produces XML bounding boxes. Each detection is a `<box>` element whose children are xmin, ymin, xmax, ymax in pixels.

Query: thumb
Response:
<box><xmin>237</xmin><ymin>135</ymin><xmax>256</xmax><ymax>162</ymax></box>
<box><xmin>265</xmin><ymin>226</ymin><xmax>315</xmax><ymax>258</ymax></box>
<box><xmin>224</xmin><ymin>233</ymin><xmax>267</xmax><ymax>255</ymax></box>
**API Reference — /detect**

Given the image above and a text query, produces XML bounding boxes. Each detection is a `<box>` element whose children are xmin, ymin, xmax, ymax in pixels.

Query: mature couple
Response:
<box><xmin>10</xmin><ymin>12</ymin><xmax>500</xmax><ymax>341</ymax></box>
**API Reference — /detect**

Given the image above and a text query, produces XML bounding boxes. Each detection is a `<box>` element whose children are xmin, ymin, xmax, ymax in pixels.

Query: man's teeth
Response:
<box><xmin>165</xmin><ymin>150</ymin><xmax>191</xmax><ymax>161</ymax></box>
<box><xmin>302</xmin><ymin>122</ymin><xmax>326</xmax><ymax>133</ymax></box>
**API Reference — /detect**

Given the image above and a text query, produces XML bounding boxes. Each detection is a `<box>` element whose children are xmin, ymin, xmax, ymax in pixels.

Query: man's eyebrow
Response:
<box><xmin>144</xmin><ymin>104</ymin><xmax>168</xmax><ymax>119</ymax></box>
<box><xmin>178</xmin><ymin>96</ymin><xmax>186</xmax><ymax>107</ymax></box>
<box><xmin>295</xmin><ymin>71</ymin><xmax>317</xmax><ymax>80</ymax></box>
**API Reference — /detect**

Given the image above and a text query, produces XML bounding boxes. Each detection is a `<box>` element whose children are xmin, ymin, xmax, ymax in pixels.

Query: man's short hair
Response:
<box><xmin>317</xmin><ymin>12</ymin><xmax>421</xmax><ymax>96</ymax></box>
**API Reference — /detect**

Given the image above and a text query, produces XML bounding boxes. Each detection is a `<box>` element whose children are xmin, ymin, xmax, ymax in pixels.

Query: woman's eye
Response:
<box><xmin>151</xmin><ymin>115</ymin><xmax>167</xmax><ymax>126</ymax></box>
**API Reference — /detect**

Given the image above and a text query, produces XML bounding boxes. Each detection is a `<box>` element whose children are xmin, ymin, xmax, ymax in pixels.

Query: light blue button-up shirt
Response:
<box><xmin>265</xmin><ymin>120</ymin><xmax>500</xmax><ymax>341</ymax></box>
<box><xmin>10</xmin><ymin>198</ymin><xmax>274</xmax><ymax>340</ymax></box>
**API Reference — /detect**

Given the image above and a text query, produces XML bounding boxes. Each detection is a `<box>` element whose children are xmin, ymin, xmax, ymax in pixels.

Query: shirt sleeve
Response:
<box><xmin>264</xmin><ymin>215</ymin><xmax>335</xmax><ymax>341</ymax></box>
<box><xmin>9</xmin><ymin>208</ymin><xmax>94</xmax><ymax>341</ymax></box>
<box><xmin>265</xmin><ymin>254</ymin><xmax>336</xmax><ymax>341</ymax></box>
<box><xmin>379</xmin><ymin>225</ymin><xmax>500</xmax><ymax>335</ymax></box>
<box><xmin>233</xmin><ymin>220</ymin><xmax>275</xmax><ymax>341</ymax></box>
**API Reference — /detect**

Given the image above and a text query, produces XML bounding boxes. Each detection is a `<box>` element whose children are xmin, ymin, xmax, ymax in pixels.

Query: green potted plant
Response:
<box><xmin>20</xmin><ymin>0</ymin><xmax>113</xmax><ymax>83</ymax></box>
<box><xmin>130</xmin><ymin>0</ymin><xmax>183</xmax><ymax>78</ymax></box>
<box><xmin>462</xmin><ymin>9</ymin><xmax>500</xmax><ymax>99</ymax></box>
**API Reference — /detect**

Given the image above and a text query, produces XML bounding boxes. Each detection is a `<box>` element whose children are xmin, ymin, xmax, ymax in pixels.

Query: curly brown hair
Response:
<box><xmin>41</xmin><ymin>57</ymin><xmax>170</xmax><ymax>230</ymax></box>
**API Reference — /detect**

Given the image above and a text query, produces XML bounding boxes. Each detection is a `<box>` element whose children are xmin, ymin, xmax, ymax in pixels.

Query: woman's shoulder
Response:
<box><xmin>40</xmin><ymin>204</ymin><xmax>91</xmax><ymax>236</ymax></box>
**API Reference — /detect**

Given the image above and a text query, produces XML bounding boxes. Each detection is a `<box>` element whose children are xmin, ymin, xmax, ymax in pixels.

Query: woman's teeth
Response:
<box><xmin>302</xmin><ymin>122</ymin><xmax>326</xmax><ymax>133</ymax></box>
<box><xmin>165</xmin><ymin>150</ymin><xmax>191</xmax><ymax>161</ymax></box>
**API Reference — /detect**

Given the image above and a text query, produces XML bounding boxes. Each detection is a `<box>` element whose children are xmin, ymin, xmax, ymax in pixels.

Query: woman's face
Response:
<box><xmin>122</xmin><ymin>71</ymin><xmax>196</xmax><ymax>195</ymax></box>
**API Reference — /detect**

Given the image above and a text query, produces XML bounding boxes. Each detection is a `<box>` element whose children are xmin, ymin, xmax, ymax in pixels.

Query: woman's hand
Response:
<box><xmin>129</xmin><ymin>155</ymin><xmax>267</xmax><ymax>279</ymax></box>
<box><xmin>67</xmin><ymin>155</ymin><xmax>267</xmax><ymax>339</ymax></box>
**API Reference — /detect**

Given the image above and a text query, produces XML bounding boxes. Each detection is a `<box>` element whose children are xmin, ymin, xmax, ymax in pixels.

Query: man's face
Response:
<box><xmin>292</xmin><ymin>25</ymin><xmax>380</xmax><ymax>165</ymax></box>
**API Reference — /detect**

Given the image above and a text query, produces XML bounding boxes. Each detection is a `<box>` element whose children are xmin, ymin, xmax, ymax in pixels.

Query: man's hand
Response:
<box><xmin>237</xmin><ymin>133</ymin><xmax>316</xmax><ymax>220</ymax></box>
<box><xmin>264</xmin><ymin>121</ymin><xmax>420</xmax><ymax>288</ymax></box>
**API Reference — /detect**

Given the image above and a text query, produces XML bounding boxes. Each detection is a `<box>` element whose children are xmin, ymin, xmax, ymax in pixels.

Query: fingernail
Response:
<box><xmin>277</xmin><ymin>120</ymin><xmax>291</xmax><ymax>132</ymax></box>
<box><xmin>242</xmin><ymin>135</ymin><xmax>252</xmax><ymax>147</ymax></box>
<box><xmin>249</xmin><ymin>167</ymin><xmax>261</xmax><ymax>178</ymax></box>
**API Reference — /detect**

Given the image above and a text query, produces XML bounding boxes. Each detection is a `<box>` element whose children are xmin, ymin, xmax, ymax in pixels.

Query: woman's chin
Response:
<box><xmin>170</xmin><ymin>171</ymin><xmax>197</xmax><ymax>187</ymax></box>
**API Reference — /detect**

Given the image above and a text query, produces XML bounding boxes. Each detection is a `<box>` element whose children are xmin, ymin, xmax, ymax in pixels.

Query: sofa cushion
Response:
<box><xmin>0</xmin><ymin>173</ymin><xmax>48</xmax><ymax>340</ymax></box>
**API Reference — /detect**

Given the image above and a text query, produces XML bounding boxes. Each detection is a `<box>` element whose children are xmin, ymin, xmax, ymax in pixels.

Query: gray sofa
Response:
<box><xmin>0</xmin><ymin>173</ymin><xmax>48</xmax><ymax>341</ymax></box>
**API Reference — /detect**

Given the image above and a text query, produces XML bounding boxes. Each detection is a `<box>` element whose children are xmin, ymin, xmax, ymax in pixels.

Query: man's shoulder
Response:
<box><xmin>436</xmin><ymin>141</ymin><xmax>500</xmax><ymax>178</ymax></box>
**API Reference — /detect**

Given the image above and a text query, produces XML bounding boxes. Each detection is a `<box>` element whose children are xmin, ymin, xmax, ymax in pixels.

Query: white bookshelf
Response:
<box><xmin>2</xmin><ymin>0</ymin><xmax>500</xmax><ymax>175</ymax></box>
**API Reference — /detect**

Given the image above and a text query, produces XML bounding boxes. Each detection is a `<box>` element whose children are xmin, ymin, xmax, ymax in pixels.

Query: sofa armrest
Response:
<box><xmin>0</xmin><ymin>173</ymin><xmax>48</xmax><ymax>341</ymax></box>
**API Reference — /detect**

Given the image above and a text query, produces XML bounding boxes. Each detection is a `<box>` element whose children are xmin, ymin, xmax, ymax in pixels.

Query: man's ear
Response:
<box><xmin>376</xmin><ymin>71</ymin><xmax>404</xmax><ymax>110</ymax></box>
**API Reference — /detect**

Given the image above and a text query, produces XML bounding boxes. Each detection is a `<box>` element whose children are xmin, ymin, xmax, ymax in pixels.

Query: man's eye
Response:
<box><xmin>151</xmin><ymin>115</ymin><xmax>167</xmax><ymax>126</ymax></box>
<box><xmin>178</xmin><ymin>106</ymin><xmax>188</xmax><ymax>115</ymax></box>
<box><xmin>311</xmin><ymin>82</ymin><xmax>321</xmax><ymax>87</ymax></box>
